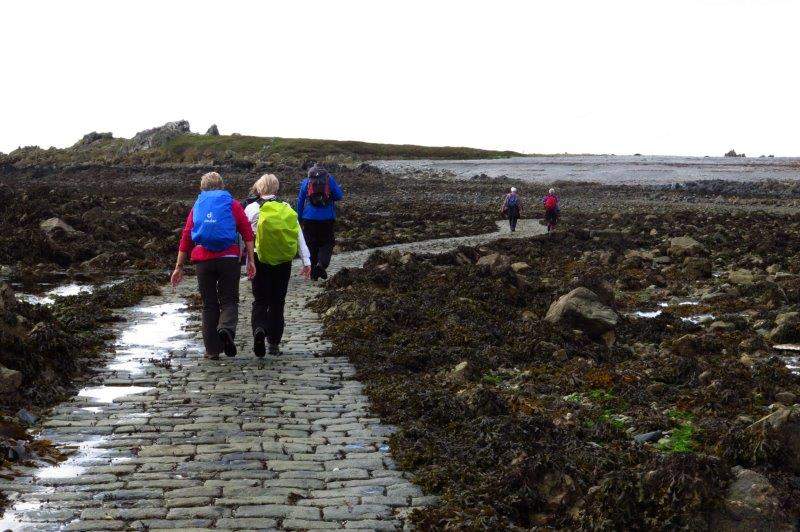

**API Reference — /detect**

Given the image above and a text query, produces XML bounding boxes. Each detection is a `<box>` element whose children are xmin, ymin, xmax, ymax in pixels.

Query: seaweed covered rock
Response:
<box><xmin>0</xmin><ymin>366</ymin><xmax>21</xmax><ymax>394</ymax></box>
<box><xmin>749</xmin><ymin>407</ymin><xmax>800</xmax><ymax>474</ymax></box>
<box><xmin>767</xmin><ymin>312</ymin><xmax>800</xmax><ymax>343</ymax></box>
<box><xmin>729</xmin><ymin>269</ymin><xmax>756</xmax><ymax>286</ymax></box>
<box><xmin>544</xmin><ymin>287</ymin><xmax>619</xmax><ymax>337</ymax></box>
<box><xmin>476</xmin><ymin>252</ymin><xmax>511</xmax><ymax>274</ymax></box>
<box><xmin>668</xmin><ymin>235</ymin><xmax>706</xmax><ymax>258</ymax></box>
<box><xmin>709</xmin><ymin>467</ymin><xmax>793</xmax><ymax>531</ymax></box>
<box><xmin>683</xmin><ymin>256</ymin><xmax>712</xmax><ymax>279</ymax></box>
<box><xmin>0</xmin><ymin>282</ymin><xmax>14</xmax><ymax>312</ymax></box>
<box><xmin>39</xmin><ymin>217</ymin><xmax>79</xmax><ymax>237</ymax></box>
<box><xmin>314</xmin><ymin>205</ymin><xmax>800</xmax><ymax>528</ymax></box>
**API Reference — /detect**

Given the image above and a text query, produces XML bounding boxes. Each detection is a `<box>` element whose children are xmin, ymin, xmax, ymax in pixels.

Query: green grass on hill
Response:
<box><xmin>164</xmin><ymin>134</ymin><xmax>521</xmax><ymax>162</ymax></box>
<box><xmin>2</xmin><ymin>132</ymin><xmax>523</xmax><ymax>169</ymax></box>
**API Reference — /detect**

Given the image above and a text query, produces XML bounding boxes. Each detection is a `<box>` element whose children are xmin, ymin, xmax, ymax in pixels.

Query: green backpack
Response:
<box><xmin>255</xmin><ymin>200</ymin><xmax>300</xmax><ymax>265</ymax></box>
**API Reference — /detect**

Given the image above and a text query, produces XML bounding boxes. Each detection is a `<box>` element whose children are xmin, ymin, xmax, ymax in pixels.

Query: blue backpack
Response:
<box><xmin>507</xmin><ymin>194</ymin><xmax>518</xmax><ymax>208</ymax></box>
<box><xmin>191</xmin><ymin>190</ymin><xmax>237</xmax><ymax>251</ymax></box>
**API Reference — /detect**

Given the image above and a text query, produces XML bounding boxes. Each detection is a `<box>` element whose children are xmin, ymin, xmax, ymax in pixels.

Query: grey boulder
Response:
<box><xmin>544</xmin><ymin>287</ymin><xmax>619</xmax><ymax>337</ymax></box>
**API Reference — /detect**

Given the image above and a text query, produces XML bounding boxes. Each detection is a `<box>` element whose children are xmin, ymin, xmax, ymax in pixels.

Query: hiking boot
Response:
<box><xmin>218</xmin><ymin>329</ymin><xmax>237</xmax><ymax>357</ymax></box>
<box><xmin>204</xmin><ymin>351</ymin><xmax>219</xmax><ymax>360</ymax></box>
<box><xmin>268</xmin><ymin>343</ymin><xmax>280</xmax><ymax>356</ymax></box>
<box><xmin>254</xmin><ymin>329</ymin><xmax>266</xmax><ymax>358</ymax></box>
<box><xmin>317</xmin><ymin>266</ymin><xmax>328</xmax><ymax>280</ymax></box>
<box><xmin>310</xmin><ymin>265</ymin><xmax>320</xmax><ymax>281</ymax></box>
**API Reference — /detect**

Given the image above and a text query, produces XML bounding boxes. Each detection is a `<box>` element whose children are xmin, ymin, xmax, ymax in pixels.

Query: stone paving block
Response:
<box><xmin>165</xmin><ymin>506</ymin><xmax>225</xmax><ymax>519</ymax></box>
<box><xmin>322</xmin><ymin>504</ymin><xmax>392</xmax><ymax>521</ymax></box>
<box><xmin>131</xmin><ymin>519</ymin><xmax>214</xmax><ymax>529</ymax></box>
<box><xmin>138</xmin><ymin>444</ymin><xmax>196</xmax><ymax>457</ymax></box>
<box><xmin>92</xmin><ymin>488</ymin><xmax>164</xmax><ymax>501</ymax></box>
<box><xmin>80</xmin><ymin>507</ymin><xmax>168</xmax><ymax>520</ymax></box>
<box><xmin>215</xmin><ymin>496</ymin><xmax>288</xmax><ymax>506</ymax></box>
<box><xmin>164</xmin><ymin>497</ymin><xmax>213</xmax><ymax>508</ymax></box>
<box><xmin>65</xmin><ymin>520</ymin><xmax>126</xmax><ymax>531</ymax></box>
<box><xmin>37</xmin><ymin>474</ymin><xmax>118</xmax><ymax>486</ymax></box>
<box><xmin>234</xmin><ymin>504</ymin><xmax>321</xmax><ymax>519</ymax></box>
<box><xmin>267</xmin><ymin>460</ymin><xmax>325</xmax><ymax>472</ymax></box>
<box><xmin>343</xmin><ymin>519</ymin><xmax>401</xmax><ymax>530</ymax></box>
<box><xmin>165</xmin><ymin>486</ymin><xmax>221</xmax><ymax>498</ymax></box>
<box><xmin>282</xmin><ymin>519</ymin><xmax>342</xmax><ymax>530</ymax></box>
<box><xmin>216</xmin><ymin>517</ymin><xmax>279</xmax><ymax>529</ymax></box>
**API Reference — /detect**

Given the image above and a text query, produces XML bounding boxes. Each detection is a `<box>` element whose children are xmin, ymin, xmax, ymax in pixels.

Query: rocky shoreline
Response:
<box><xmin>3</xmin><ymin>147</ymin><xmax>800</xmax><ymax>526</ymax></box>
<box><xmin>311</xmin><ymin>205</ymin><xmax>800</xmax><ymax>528</ymax></box>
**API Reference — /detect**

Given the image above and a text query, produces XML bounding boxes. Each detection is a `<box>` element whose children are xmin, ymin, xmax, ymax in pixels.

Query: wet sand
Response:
<box><xmin>375</xmin><ymin>155</ymin><xmax>800</xmax><ymax>185</ymax></box>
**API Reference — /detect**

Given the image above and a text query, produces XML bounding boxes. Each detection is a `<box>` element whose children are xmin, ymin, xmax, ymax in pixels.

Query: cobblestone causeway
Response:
<box><xmin>0</xmin><ymin>220</ymin><xmax>544</xmax><ymax>531</ymax></box>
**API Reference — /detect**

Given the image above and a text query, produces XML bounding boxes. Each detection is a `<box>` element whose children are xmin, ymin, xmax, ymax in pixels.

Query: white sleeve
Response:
<box><xmin>245</xmin><ymin>202</ymin><xmax>259</xmax><ymax>235</ymax></box>
<box><xmin>297</xmin><ymin>225</ymin><xmax>311</xmax><ymax>266</ymax></box>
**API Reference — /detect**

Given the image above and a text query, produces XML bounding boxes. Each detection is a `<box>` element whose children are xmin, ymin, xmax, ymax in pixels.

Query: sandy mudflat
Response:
<box><xmin>375</xmin><ymin>155</ymin><xmax>800</xmax><ymax>184</ymax></box>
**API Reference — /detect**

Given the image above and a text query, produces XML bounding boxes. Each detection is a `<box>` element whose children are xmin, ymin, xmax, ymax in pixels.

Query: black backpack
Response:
<box><xmin>307</xmin><ymin>167</ymin><xmax>332</xmax><ymax>207</ymax></box>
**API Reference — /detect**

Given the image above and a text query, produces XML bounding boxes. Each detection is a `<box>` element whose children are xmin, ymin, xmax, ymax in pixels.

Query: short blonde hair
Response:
<box><xmin>253</xmin><ymin>173</ymin><xmax>279</xmax><ymax>197</ymax></box>
<box><xmin>200</xmin><ymin>172</ymin><xmax>224</xmax><ymax>191</ymax></box>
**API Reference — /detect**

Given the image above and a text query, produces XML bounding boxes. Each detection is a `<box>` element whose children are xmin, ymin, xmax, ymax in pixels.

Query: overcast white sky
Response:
<box><xmin>1</xmin><ymin>0</ymin><xmax>798</xmax><ymax>156</ymax></box>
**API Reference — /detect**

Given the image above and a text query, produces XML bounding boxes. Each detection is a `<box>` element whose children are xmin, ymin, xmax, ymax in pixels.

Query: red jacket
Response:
<box><xmin>178</xmin><ymin>201</ymin><xmax>254</xmax><ymax>262</ymax></box>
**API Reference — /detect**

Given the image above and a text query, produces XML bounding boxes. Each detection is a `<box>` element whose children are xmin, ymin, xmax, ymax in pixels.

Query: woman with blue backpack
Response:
<box><xmin>171</xmin><ymin>172</ymin><xmax>256</xmax><ymax>360</ymax></box>
<box><xmin>501</xmin><ymin>186</ymin><xmax>522</xmax><ymax>232</ymax></box>
<box><xmin>245</xmin><ymin>173</ymin><xmax>311</xmax><ymax>357</ymax></box>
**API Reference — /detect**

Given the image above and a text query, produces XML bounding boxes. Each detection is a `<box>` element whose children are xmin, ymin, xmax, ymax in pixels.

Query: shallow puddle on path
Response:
<box><xmin>0</xmin><ymin>500</ymin><xmax>44</xmax><ymax>530</ymax></box>
<box><xmin>0</xmin><ymin>436</ymin><xmax>110</xmax><ymax>530</ymax></box>
<box><xmin>103</xmin><ymin>301</ymin><xmax>190</xmax><ymax>377</ymax></box>
<box><xmin>77</xmin><ymin>385</ymin><xmax>153</xmax><ymax>403</ymax></box>
<box><xmin>0</xmin><ymin>298</ymin><xmax>191</xmax><ymax>529</ymax></box>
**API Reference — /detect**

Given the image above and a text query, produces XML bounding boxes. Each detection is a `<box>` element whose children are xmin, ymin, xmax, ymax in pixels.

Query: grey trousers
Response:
<box><xmin>195</xmin><ymin>257</ymin><xmax>240</xmax><ymax>355</ymax></box>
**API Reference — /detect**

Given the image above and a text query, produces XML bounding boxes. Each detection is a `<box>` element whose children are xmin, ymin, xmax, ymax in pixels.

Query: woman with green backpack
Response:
<box><xmin>245</xmin><ymin>173</ymin><xmax>311</xmax><ymax>357</ymax></box>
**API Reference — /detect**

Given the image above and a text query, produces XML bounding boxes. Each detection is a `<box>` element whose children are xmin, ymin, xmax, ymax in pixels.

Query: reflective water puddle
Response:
<box><xmin>0</xmin><ymin>436</ymin><xmax>109</xmax><ymax>529</ymax></box>
<box><xmin>681</xmin><ymin>314</ymin><xmax>715</xmax><ymax>324</ymax></box>
<box><xmin>0</xmin><ymin>297</ymin><xmax>190</xmax><ymax>529</ymax></box>
<box><xmin>77</xmin><ymin>385</ymin><xmax>153</xmax><ymax>403</ymax></box>
<box><xmin>18</xmin><ymin>283</ymin><xmax>96</xmax><ymax>306</ymax></box>
<box><xmin>632</xmin><ymin>310</ymin><xmax>662</xmax><ymax>319</ymax></box>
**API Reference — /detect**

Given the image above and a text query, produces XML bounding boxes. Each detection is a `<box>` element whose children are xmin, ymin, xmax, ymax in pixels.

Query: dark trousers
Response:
<box><xmin>251</xmin><ymin>259</ymin><xmax>292</xmax><ymax>345</ymax></box>
<box><xmin>302</xmin><ymin>220</ymin><xmax>335</xmax><ymax>269</ymax></box>
<box><xmin>507</xmin><ymin>206</ymin><xmax>519</xmax><ymax>231</ymax></box>
<box><xmin>195</xmin><ymin>257</ymin><xmax>240</xmax><ymax>355</ymax></box>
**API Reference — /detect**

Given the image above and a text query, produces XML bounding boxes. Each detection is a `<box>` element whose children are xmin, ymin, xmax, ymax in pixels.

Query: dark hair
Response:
<box><xmin>307</xmin><ymin>164</ymin><xmax>329</xmax><ymax>179</ymax></box>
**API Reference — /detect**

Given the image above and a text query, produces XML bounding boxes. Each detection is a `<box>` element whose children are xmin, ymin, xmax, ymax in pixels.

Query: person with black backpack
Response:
<box><xmin>501</xmin><ymin>186</ymin><xmax>522</xmax><ymax>232</ymax></box>
<box><xmin>296</xmin><ymin>164</ymin><xmax>344</xmax><ymax>280</ymax></box>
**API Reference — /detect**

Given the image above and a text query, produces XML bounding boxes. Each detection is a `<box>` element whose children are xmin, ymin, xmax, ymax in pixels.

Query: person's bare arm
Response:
<box><xmin>171</xmin><ymin>251</ymin><xmax>188</xmax><ymax>287</ymax></box>
<box><xmin>245</xmin><ymin>240</ymin><xmax>256</xmax><ymax>279</ymax></box>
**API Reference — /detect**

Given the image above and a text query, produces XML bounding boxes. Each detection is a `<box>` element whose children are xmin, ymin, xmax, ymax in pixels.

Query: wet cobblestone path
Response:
<box><xmin>0</xmin><ymin>220</ymin><xmax>544</xmax><ymax>531</ymax></box>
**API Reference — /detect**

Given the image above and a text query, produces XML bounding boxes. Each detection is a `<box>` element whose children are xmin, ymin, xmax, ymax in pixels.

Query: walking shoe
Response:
<box><xmin>254</xmin><ymin>329</ymin><xmax>266</xmax><ymax>358</ymax></box>
<box><xmin>317</xmin><ymin>265</ymin><xmax>328</xmax><ymax>280</ymax></box>
<box><xmin>310</xmin><ymin>265</ymin><xmax>320</xmax><ymax>281</ymax></box>
<box><xmin>204</xmin><ymin>351</ymin><xmax>219</xmax><ymax>360</ymax></box>
<box><xmin>218</xmin><ymin>329</ymin><xmax>237</xmax><ymax>357</ymax></box>
<box><xmin>268</xmin><ymin>343</ymin><xmax>280</xmax><ymax>356</ymax></box>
